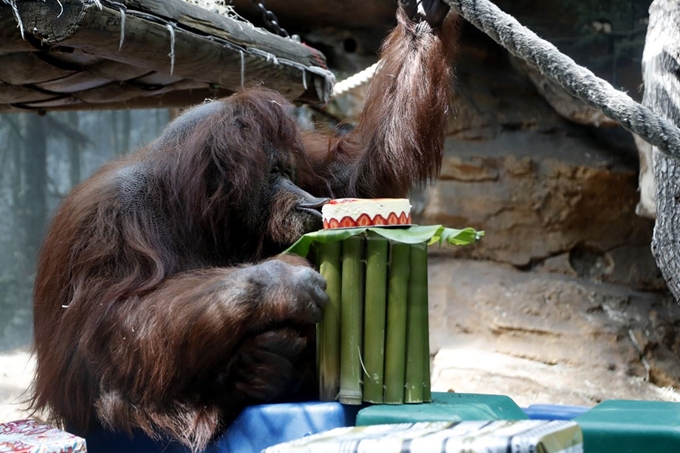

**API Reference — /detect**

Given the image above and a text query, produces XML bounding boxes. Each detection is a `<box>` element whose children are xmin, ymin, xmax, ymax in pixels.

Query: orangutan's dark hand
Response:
<box><xmin>246</xmin><ymin>257</ymin><xmax>329</xmax><ymax>325</ymax></box>
<box><xmin>399</xmin><ymin>0</ymin><xmax>450</xmax><ymax>28</ymax></box>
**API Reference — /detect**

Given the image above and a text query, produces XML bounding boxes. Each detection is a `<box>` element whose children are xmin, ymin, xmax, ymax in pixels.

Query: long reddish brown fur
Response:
<box><xmin>31</xmin><ymin>10</ymin><xmax>458</xmax><ymax>452</ymax></box>
<box><xmin>304</xmin><ymin>9</ymin><xmax>458</xmax><ymax>198</ymax></box>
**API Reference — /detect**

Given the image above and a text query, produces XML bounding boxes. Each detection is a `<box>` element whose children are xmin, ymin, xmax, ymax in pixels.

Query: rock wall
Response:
<box><xmin>427</xmin><ymin>259</ymin><xmax>680</xmax><ymax>405</ymax></box>
<box><xmin>296</xmin><ymin>0</ymin><xmax>680</xmax><ymax>402</ymax></box>
<box><xmin>418</xmin><ymin>18</ymin><xmax>680</xmax><ymax>399</ymax></box>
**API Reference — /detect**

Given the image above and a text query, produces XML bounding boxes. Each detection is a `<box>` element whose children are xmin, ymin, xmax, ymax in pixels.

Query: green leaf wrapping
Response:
<box><xmin>284</xmin><ymin>225</ymin><xmax>483</xmax><ymax>258</ymax></box>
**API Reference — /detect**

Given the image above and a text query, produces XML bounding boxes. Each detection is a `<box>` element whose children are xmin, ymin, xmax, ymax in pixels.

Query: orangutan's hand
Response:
<box><xmin>399</xmin><ymin>0</ymin><xmax>450</xmax><ymax>28</ymax></box>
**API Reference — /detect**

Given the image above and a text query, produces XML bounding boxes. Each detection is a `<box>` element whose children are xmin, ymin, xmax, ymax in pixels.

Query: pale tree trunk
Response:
<box><xmin>110</xmin><ymin>110</ymin><xmax>120</xmax><ymax>156</ymax></box>
<box><xmin>4</xmin><ymin>113</ymin><xmax>49</xmax><ymax>345</ymax></box>
<box><xmin>645</xmin><ymin>0</ymin><xmax>680</xmax><ymax>300</ymax></box>
<box><xmin>121</xmin><ymin>110</ymin><xmax>131</xmax><ymax>155</ymax></box>
<box><xmin>9</xmin><ymin>117</ymin><xmax>23</xmax><ymax>213</ymax></box>
<box><xmin>111</xmin><ymin>110</ymin><xmax>133</xmax><ymax>156</ymax></box>
<box><xmin>22</xmin><ymin>113</ymin><xmax>48</xmax><ymax>267</ymax></box>
<box><xmin>66</xmin><ymin>112</ymin><xmax>82</xmax><ymax>188</ymax></box>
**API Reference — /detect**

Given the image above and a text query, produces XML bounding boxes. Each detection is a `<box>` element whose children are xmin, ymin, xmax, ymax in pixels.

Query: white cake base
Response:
<box><xmin>321</xmin><ymin>198</ymin><xmax>412</xmax><ymax>229</ymax></box>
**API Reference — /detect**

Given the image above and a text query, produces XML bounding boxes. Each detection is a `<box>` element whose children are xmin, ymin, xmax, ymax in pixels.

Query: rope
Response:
<box><xmin>444</xmin><ymin>0</ymin><xmax>680</xmax><ymax>158</ymax></box>
<box><xmin>331</xmin><ymin>62</ymin><xmax>380</xmax><ymax>98</ymax></box>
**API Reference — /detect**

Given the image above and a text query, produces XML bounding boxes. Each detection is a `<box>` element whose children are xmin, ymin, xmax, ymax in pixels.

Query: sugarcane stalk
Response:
<box><xmin>362</xmin><ymin>234</ymin><xmax>389</xmax><ymax>403</ymax></box>
<box><xmin>384</xmin><ymin>241</ymin><xmax>410</xmax><ymax>404</ymax></box>
<box><xmin>423</xmin><ymin>336</ymin><xmax>432</xmax><ymax>403</ymax></box>
<box><xmin>339</xmin><ymin>235</ymin><xmax>364</xmax><ymax>405</ymax></box>
<box><xmin>422</xmin><ymin>257</ymin><xmax>432</xmax><ymax>403</ymax></box>
<box><xmin>404</xmin><ymin>241</ymin><xmax>429</xmax><ymax>403</ymax></box>
<box><xmin>316</xmin><ymin>240</ymin><xmax>342</xmax><ymax>401</ymax></box>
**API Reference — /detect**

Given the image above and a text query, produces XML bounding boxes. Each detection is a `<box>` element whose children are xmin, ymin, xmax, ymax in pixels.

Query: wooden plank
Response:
<box><xmin>0</xmin><ymin>4</ymin><xmax>38</xmax><ymax>54</ymax></box>
<box><xmin>17</xmin><ymin>0</ymin><xmax>331</xmax><ymax>102</ymax></box>
<box><xmin>44</xmin><ymin>51</ymin><xmax>153</xmax><ymax>83</ymax></box>
<box><xmin>73</xmin><ymin>79</ymin><xmax>208</xmax><ymax>103</ymax></box>
<box><xmin>123</xmin><ymin>0</ymin><xmax>328</xmax><ymax>66</ymax></box>
<box><xmin>4</xmin><ymin>87</ymin><xmax>234</xmax><ymax>112</ymax></box>
<box><xmin>16</xmin><ymin>0</ymin><xmax>85</xmax><ymax>43</ymax></box>
<box><xmin>72</xmin><ymin>81</ymin><xmax>164</xmax><ymax>103</ymax></box>
<box><xmin>0</xmin><ymin>0</ymin><xmax>333</xmax><ymax>111</ymax></box>
<box><xmin>33</xmin><ymin>72</ymin><xmax>112</xmax><ymax>93</ymax></box>
<box><xmin>0</xmin><ymin>52</ymin><xmax>76</xmax><ymax>85</ymax></box>
<box><xmin>16</xmin><ymin>95</ymin><xmax>82</xmax><ymax>110</ymax></box>
<box><xmin>0</xmin><ymin>83</ymin><xmax>55</xmax><ymax>104</ymax></box>
<box><xmin>85</xmin><ymin>59</ymin><xmax>152</xmax><ymax>81</ymax></box>
<box><xmin>133</xmin><ymin>72</ymin><xmax>184</xmax><ymax>86</ymax></box>
<box><xmin>52</xmin><ymin>3</ymin><xmax>308</xmax><ymax>99</ymax></box>
<box><xmin>43</xmin><ymin>47</ymin><xmax>101</xmax><ymax>66</ymax></box>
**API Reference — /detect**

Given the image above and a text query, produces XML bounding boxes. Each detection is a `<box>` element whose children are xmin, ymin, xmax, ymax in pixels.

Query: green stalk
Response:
<box><xmin>384</xmin><ymin>242</ymin><xmax>410</xmax><ymax>404</ymax></box>
<box><xmin>339</xmin><ymin>235</ymin><xmax>364</xmax><ymax>405</ymax></box>
<box><xmin>422</xmin><ymin>256</ymin><xmax>432</xmax><ymax>402</ymax></box>
<box><xmin>404</xmin><ymin>242</ymin><xmax>429</xmax><ymax>403</ymax></box>
<box><xmin>362</xmin><ymin>234</ymin><xmax>389</xmax><ymax>403</ymax></box>
<box><xmin>423</xmin><ymin>337</ymin><xmax>432</xmax><ymax>403</ymax></box>
<box><xmin>316</xmin><ymin>241</ymin><xmax>342</xmax><ymax>402</ymax></box>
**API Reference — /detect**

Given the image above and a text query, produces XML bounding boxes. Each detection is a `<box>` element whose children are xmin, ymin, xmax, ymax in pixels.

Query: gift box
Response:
<box><xmin>263</xmin><ymin>420</ymin><xmax>583</xmax><ymax>453</ymax></box>
<box><xmin>0</xmin><ymin>419</ymin><xmax>86</xmax><ymax>453</ymax></box>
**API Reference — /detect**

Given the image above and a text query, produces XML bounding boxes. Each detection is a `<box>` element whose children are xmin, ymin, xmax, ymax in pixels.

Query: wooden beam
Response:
<box><xmin>4</xmin><ymin>87</ymin><xmax>235</xmax><ymax>112</ymax></box>
<box><xmin>0</xmin><ymin>53</ymin><xmax>75</xmax><ymax>85</ymax></box>
<box><xmin>0</xmin><ymin>83</ymin><xmax>55</xmax><ymax>104</ymax></box>
<box><xmin>72</xmin><ymin>79</ymin><xmax>208</xmax><ymax>104</ymax></box>
<box><xmin>123</xmin><ymin>0</ymin><xmax>328</xmax><ymax>63</ymax></box>
<box><xmin>0</xmin><ymin>7</ymin><xmax>36</xmax><ymax>54</ymax></box>
<box><xmin>14</xmin><ymin>0</ymin><xmax>332</xmax><ymax>103</ymax></box>
<box><xmin>33</xmin><ymin>72</ymin><xmax>112</xmax><ymax>93</ymax></box>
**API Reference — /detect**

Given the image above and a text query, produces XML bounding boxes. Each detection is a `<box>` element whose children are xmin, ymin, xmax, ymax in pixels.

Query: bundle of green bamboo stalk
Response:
<box><xmin>316</xmin><ymin>232</ymin><xmax>431</xmax><ymax>405</ymax></box>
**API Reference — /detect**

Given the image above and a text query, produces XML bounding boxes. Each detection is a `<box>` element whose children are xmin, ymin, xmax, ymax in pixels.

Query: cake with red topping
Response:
<box><xmin>321</xmin><ymin>198</ymin><xmax>412</xmax><ymax>229</ymax></box>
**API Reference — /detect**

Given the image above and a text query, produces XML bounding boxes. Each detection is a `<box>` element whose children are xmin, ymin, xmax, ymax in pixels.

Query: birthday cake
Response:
<box><xmin>321</xmin><ymin>198</ymin><xmax>412</xmax><ymax>229</ymax></box>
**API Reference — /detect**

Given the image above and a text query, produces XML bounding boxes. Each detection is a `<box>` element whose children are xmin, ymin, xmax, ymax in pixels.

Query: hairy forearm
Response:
<box><xmin>80</xmin><ymin>255</ymin><xmax>322</xmax><ymax>401</ymax></box>
<box><xmin>79</xmin><ymin>268</ymin><xmax>252</xmax><ymax>401</ymax></box>
<box><xmin>330</xmin><ymin>10</ymin><xmax>459</xmax><ymax>198</ymax></box>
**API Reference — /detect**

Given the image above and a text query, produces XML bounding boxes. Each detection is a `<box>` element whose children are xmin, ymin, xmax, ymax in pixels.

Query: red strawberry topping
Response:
<box><xmin>373</xmin><ymin>215</ymin><xmax>387</xmax><ymax>225</ymax></box>
<box><xmin>356</xmin><ymin>214</ymin><xmax>372</xmax><ymax>227</ymax></box>
<box><xmin>340</xmin><ymin>217</ymin><xmax>357</xmax><ymax>228</ymax></box>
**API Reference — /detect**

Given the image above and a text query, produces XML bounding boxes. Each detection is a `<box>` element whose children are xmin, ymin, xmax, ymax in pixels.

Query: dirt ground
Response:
<box><xmin>3</xmin><ymin>338</ymin><xmax>679</xmax><ymax>425</ymax></box>
<box><xmin>430</xmin><ymin>346</ymin><xmax>680</xmax><ymax>407</ymax></box>
<box><xmin>426</xmin><ymin>258</ymin><xmax>680</xmax><ymax>407</ymax></box>
<box><xmin>0</xmin><ymin>348</ymin><xmax>34</xmax><ymax>423</ymax></box>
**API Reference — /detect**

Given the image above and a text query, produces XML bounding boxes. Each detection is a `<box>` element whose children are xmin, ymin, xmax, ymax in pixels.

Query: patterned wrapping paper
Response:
<box><xmin>0</xmin><ymin>419</ymin><xmax>86</xmax><ymax>453</ymax></box>
<box><xmin>263</xmin><ymin>420</ymin><xmax>583</xmax><ymax>453</ymax></box>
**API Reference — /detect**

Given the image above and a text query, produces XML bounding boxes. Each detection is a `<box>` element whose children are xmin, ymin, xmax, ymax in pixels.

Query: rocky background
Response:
<box><xmin>277</xmin><ymin>0</ymin><xmax>680</xmax><ymax>406</ymax></box>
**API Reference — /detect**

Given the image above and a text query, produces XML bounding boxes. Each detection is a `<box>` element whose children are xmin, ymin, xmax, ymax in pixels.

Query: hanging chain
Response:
<box><xmin>249</xmin><ymin>0</ymin><xmax>290</xmax><ymax>38</ymax></box>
